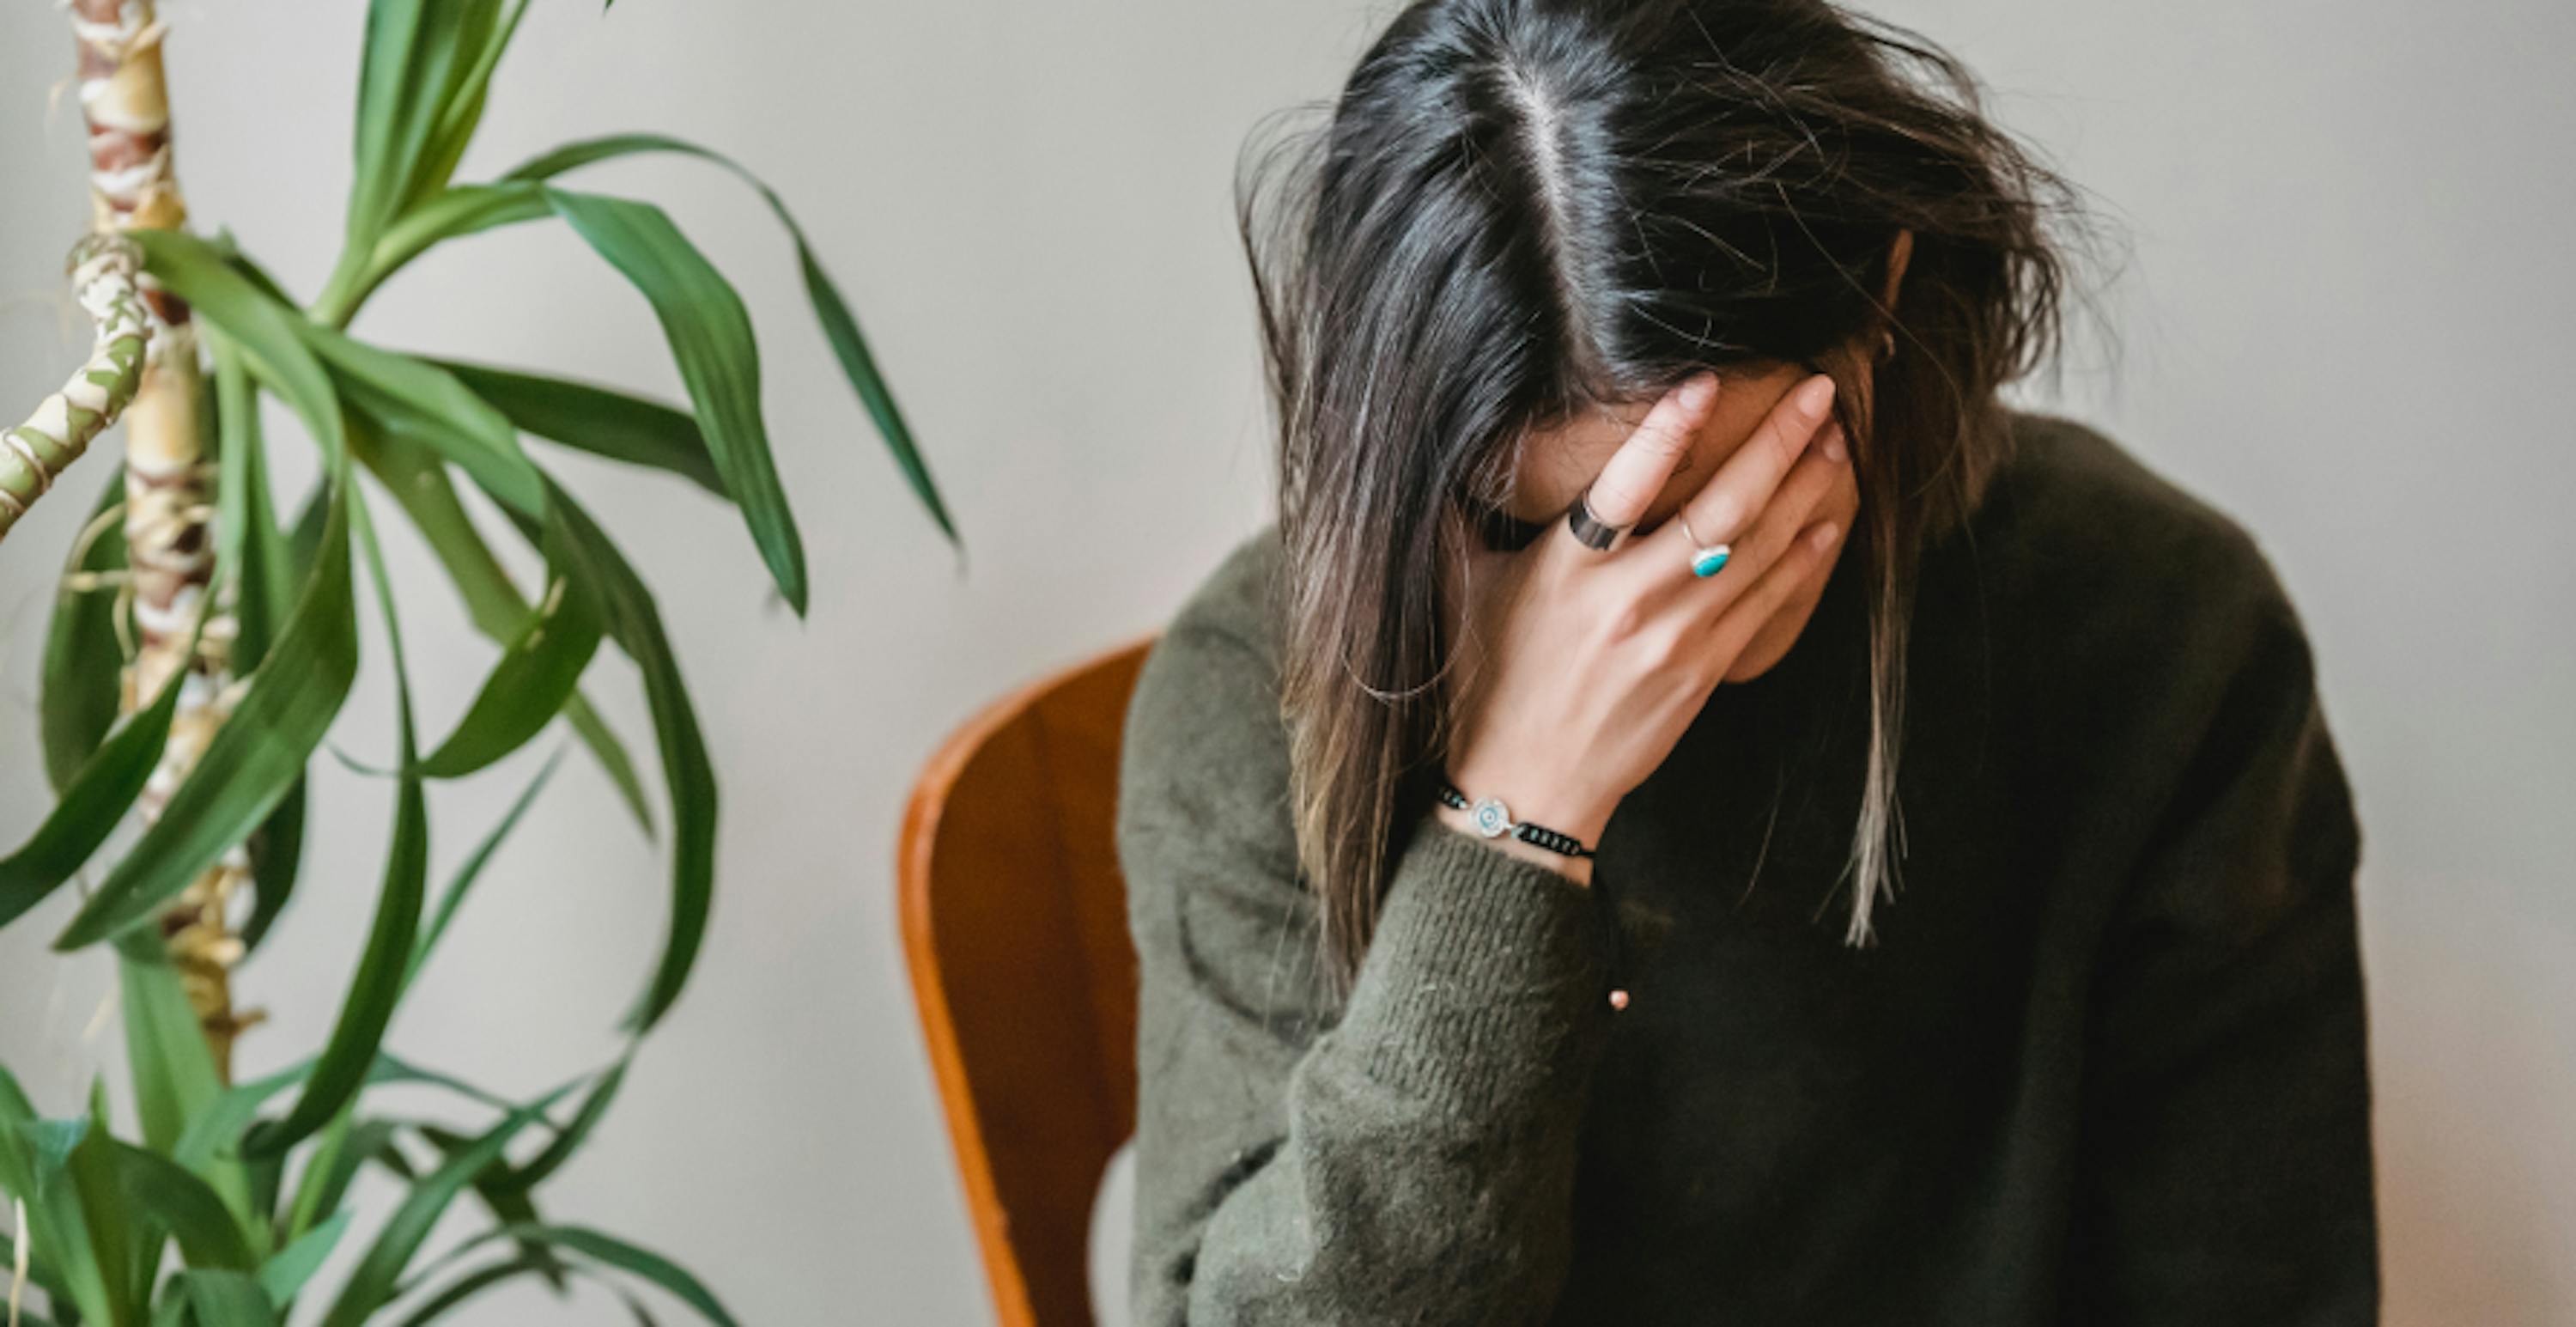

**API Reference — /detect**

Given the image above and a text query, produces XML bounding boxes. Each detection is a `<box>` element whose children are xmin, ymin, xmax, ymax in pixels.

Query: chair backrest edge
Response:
<box><xmin>896</xmin><ymin>631</ymin><xmax>1160</xmax><ymax>1327</ymax></box>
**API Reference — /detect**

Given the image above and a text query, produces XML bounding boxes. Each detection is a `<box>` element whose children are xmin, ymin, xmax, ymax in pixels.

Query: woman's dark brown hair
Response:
<box><xmin>1237</xmin><ymin>0</ymin><xmax>2105</xmax><ymax>997</ymax></box>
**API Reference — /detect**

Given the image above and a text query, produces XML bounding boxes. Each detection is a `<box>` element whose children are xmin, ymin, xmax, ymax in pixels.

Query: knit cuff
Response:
<box><xmin>1334</xmin><ymin>817</ymin><xmax>1619</xmax><ymax>1116</ymax></box>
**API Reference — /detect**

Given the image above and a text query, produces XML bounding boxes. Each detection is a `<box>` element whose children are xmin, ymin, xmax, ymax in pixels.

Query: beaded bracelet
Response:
<box><xmin>1434</xmin><ymin>779</ymin><xmax>1596</xmax><ymax>860</ymax></box>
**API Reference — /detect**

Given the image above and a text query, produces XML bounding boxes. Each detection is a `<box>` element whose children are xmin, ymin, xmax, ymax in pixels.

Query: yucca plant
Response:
<box><xmin>1</xmin><ymin>1</ymin><xmax>954</xmax><ymax>1323</ymax></box>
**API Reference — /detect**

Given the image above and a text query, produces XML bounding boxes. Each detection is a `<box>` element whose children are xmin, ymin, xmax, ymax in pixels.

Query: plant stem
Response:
<box><xmin>72</xmin><ymin>0</ymin><xmax>258</xmax><ymax>1080</ymax></box>
<box><xmin>310</xmin><ymin>247</ymin><xmax>373</xmax><ymax>332</ymax></box>
<box><xmin>0</xmin><ymin>236</ymin><xmax>150</xmax><ymax>540</ymax></box>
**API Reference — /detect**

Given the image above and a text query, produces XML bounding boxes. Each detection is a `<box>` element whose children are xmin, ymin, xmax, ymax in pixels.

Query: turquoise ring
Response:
<box><xmin>1676</xmin><ymin>511</ymin><xmax>1732</xmax><ymax>578</ymax></box>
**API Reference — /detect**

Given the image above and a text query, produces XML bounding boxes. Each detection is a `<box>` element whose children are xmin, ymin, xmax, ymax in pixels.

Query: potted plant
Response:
<box><xmin>0</xmin><ymin>1</ymin><xmax>955</xmax><ymax>1321</ymax></box>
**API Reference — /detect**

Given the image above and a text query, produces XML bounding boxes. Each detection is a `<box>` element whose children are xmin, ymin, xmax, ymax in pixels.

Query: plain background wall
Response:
<box><xmin>1</xmin><ymin>1</ymin><xmax>2567</xmax><ymax>1323</ymax></box>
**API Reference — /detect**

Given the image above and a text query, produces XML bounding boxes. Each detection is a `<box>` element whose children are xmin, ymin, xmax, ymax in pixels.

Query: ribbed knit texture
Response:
<box><xmin>1338</xmin><ymin>821</ymin><xmax>1617</xmax><ymax>1116</ymax></box>
<box><xmin>1117</xmin><ymin>411</ymin><xmax>2378</xmax><ymax>1325</ymax></box>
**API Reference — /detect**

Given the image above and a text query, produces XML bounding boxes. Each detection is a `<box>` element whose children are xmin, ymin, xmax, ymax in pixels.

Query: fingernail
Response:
<box><xmin>1684</xmin><ymin>371</ymin><xmax>1719</xmax><ymax>409</ymax></box>
<box><xmin>1795</xmin><ymin>374</ymin><xmax>1835</xmax><ymax>417</ymax></box>
<box><xmin>1807</xmin><ymin>520</ymin><xmax>1841</xmax><ymax>550</ymax></box>
<box><xmin>1822</xmin><ymin>424</ymin><xmax>1849</xmax><ymax>464</ymax></box>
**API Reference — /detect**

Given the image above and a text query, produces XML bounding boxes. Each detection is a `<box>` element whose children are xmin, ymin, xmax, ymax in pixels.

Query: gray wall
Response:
<box><xmin>0</xmin><ymin>2</ymin><xmax>2565</xmax><ymax>1323</ymax></box>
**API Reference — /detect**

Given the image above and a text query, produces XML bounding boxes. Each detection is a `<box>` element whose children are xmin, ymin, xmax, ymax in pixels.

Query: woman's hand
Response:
<box><xmin>1438</xmin><ymin>369</ymin><xmax>1850</xmax><ymax>885</ymax></box>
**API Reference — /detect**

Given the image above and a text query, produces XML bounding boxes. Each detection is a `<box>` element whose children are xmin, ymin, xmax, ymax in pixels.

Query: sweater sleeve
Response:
<box><xmin>1118</xmin><ymin>606</ymin><xmax>1620</xmax><ymax>1326</ymax></box>
<box><xmin>2064</xmin><ymin>548</ymin><xmax>2379</xmax><ymax>1325</ymax></box>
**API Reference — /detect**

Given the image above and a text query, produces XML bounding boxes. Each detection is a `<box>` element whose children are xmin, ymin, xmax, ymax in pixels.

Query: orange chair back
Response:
<box><xmin>898</xmin><ymin>636</ymin><xmax>1157</xmax><ymax>1326</ymax></box>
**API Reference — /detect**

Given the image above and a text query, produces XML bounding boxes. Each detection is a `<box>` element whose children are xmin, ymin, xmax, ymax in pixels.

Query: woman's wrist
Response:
<box><xmin>1431</xmin><ymin>800</ymin><xmax>1596</xmax><ymax>886</ymax></box>
<box><xmin>1443</xmin><ymin>758</ymin><xmax>1615</xmax><ymax>843</ymax></box>
<box><xmin>1431</xmin><ymin>765</ymin><xmax>1607</xmax><ymax>887</ymax></box>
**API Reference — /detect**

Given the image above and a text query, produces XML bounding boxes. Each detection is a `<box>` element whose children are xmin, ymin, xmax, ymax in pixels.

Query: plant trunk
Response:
<box><xmin>75</xmin><ymin>0</ymin><xmax>256</xmax><ymax>1079</ymax></box>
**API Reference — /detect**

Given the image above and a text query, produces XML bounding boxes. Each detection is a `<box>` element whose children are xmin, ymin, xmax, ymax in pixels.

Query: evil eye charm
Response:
<box><xmin>1469</xmin><ymin>796</ymin><xmax>1514</xmax><ymax>837</ymax></box>
<box><xmin>1691</xmin><ymin>544</ymin><xmax>1733</xmax><ymax>578</ymax></box>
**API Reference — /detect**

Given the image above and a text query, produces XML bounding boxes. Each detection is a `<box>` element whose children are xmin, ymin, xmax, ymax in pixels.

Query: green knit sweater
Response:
<box><xmin>1115</xmin><ymin>411</ymin><xmax>2377</xmax><ymax>1325</ymax></box>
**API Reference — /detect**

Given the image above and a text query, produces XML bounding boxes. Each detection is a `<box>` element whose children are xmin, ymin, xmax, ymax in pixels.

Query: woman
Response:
<box><xmin>1115</xmin><ymin>1</ymin><xmax>2377</xmax><ymax>1323</ymax></box>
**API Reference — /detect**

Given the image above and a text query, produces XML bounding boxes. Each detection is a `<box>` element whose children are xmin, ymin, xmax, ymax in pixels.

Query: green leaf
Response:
<box><xmin>240</xmin><ymin>779</ymin><xmax>306</xmax><ymax>957</ymax></box>
<box><xmin>364</xmin><ymin>1054</ymin><xmax>541</xmax><ymax>1120</ymax></box>
<box><xmin>274</xmin><ymin>1112</ymin><xmax>348</xmax><ymax>1245</ymax></box>
<box><xmin>407</xmin><ymin>0</ymin><xmax>532</xmax><ymax>217</ymax></box>
<box><xmin>386</xmin><ymin>1254</ymin><xmax>551</xmax><ymax>1327</ymax></box>
<box><xmin>0</xmin><ymin>633</ymin><xmax>188</xmax><ymax>931</ymax></box>
<box><xmin>94</xmin><ymin>600</ymin><xmax>228</xmax><ymax>1231</ymax></box>
<box><xmin>794</xmin><ymin>231</ymin><xmax>955</xmax><ymax>536</ymax></box>
<box><xmin>130</xmin><ymin>230</ymin><xmax>349</xmax><ymax>464</ymax></box>
<box><xmin>209</xmin><ymin>332</ymin><xmax>297</xmax><ymax>673</ymax></box>
<box><xmin>112</xmin><ymin>1142</ymin><xmax>254</xmax><ymax>1271</ymax></box>
<box><xmin>257</xmin><ymin>1210</ymin><xmax>350</xmax><ymax>1309</ymax></box>
<box><xmin>210</xmin><ymin>235</ymin><xmax>298</xmax><ymax>307</ymax></box>
<box><xmin>173</xmin><ymin>1059</ymin><xmax>313</xmax><ymax>1176</ymax></box>
<box><xmin>503</xmin><ymin>132</ymin><xmax>957</xmax><ymax>544</ymax></box>
<box><xmin>179</xmin><ymin>1056</ymin><xmax>545</xmax><ymax>1234</ymax></box>
<box><xmin>115</xmin><ymin>953</ymin><xmax>247</xmax><ymax>1236</ymax></box>
<box><xmin>53</xmin><ymin>482</ymin><xmax>357</xmax><ymax>952</ymax></box>
<box><xmin>405</xmin><ymin>749</ymin><xmax>562</xmax><ymax>990</ymax></box>
<box><xmin>501</xmin><ymin>1225</ymin><xmax>738</xmax><ymax>1327</ymax></box>
<box><xmin>174</xmin><ymin>1268</ymin><xmax>283</xmax><ymax>1326</ymax></box>
<box><xmin>427</xmin><ymin>359</ymin><xmax>724</xmax><ymax>496</ymax></box>
<box><xmin>335</xmin><ymin>183</ymin><xmax>550</xmax><ymax>322</ymax></box>
<box><xmin>418</xmin><ymin>509</ymin><xmax>603</xmax><ymax>779</ymax></box>
<box><xmin>330</xmin><ymin>126</ymin><xmax>954</xmax><ymax>551</ymax></box>
<box><xmin>194</xmin><ymin>1056</ymin><xmax>572</xmax><ymax>1245</ymax></box>
<box><xmin>41</xmin><ymin>466</ymin><xmax>128</xmax><ymax>793</ymax></box>
<box><xmin>410</xmin><ymin>1125</ymin><xmax>568</xmax><ymax>1295</ymax></box>
<box><xmin>288</xmin><ymin>482</ymin><xmax>331</xmax><ymax>575</ymax></box>
<box><xmin>243</xmin><ymin>493</ymin><xmax>425</xmax><ymax>1161</ymax></box>
<box><xmin>536</xmin><ymin>479</ymin><xmax>717</xmax><ymax>1032</ymax></box>
<box><xmin>19</xmin><ymin>1117</ymin><xmax>88</xmax><ymax>1192</ymax></box>
<box><xmin>485</xmin><ymin>1054</ymin><xmax>625</xmax><ymax>1198</ymax></box>
<box><xmin>281</xmin><ymin>1118</ymin><xmax>401</xmax><ymax>1249</ymax></box>
<box><xmin>616</xmin><ymin>1287</ymin><xmax>662</xmax><ymax>1326</ymax></box>
<box><xmin>0</xmin><ymin>1072</ymin><xmax>111</xmax><ymax>1324</ymax></box>
<box><xmin>303</xmin><ymin>327</ymin><xmax>545</xmax><ymax>518</ymax></box>
<box><xmin>543</xmin><ymin>186</ymin><xmax>809</xmax><ymax>615</ymax></box>
<box><xmin>355</xmin><ymin>423</ymin><xmax>655</xmax><ymax>834</ymax></box>
<box><xmin>118</xmin><ymin>952</ymin><xmax>217</xmax><ymax>1154</ymax></box>
<box><xmin>68</xmin><ymin>1081</ymin><xmax>143</xmax><ymax>1322</ymax></box>
<box><xmin>246</xmin><ymin>1152</ymin><xmax>287</xmax><ymax>1245</ymax></box>
<box><xmin>314</xmin><ymin>1085</ymin><xmax>574</xmax><ymax>1327</ymax></box>
<box><xmin>564</xmin><ymin>695</ymin><xmax>654</xmax><ymax>837</ymax></box>
<box><xmin>346</xmin><ymin>0</ymin><xmax>506</xmax><ymax>258</ymax></box>
<box><xmin>207</xmin><ymin>336</ymin><xmax>313</xmax><ymax>962</ymax></box>
<box><xmin>0</xmin><ymin>1225</ymin><xmax>73</xmax><ymax>1312</ymax></box>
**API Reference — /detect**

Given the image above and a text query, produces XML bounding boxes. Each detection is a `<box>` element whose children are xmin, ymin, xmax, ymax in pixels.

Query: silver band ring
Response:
<box><xmin>1565</xmin><ymin>484</ymin><xmax>1624</xmax><ymax>551</ymax></box>
<box><xmin>1674</xmin><ymin>510</ymin><xmax>1733</xmax><ymax>579</ymax></box>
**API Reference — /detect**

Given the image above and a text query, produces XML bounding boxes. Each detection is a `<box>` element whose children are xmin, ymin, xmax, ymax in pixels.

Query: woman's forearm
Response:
<box><xmin>1132</xmin><ymin>817</ymin><xmax>1618</xmax><ymax>1325</ymax></box>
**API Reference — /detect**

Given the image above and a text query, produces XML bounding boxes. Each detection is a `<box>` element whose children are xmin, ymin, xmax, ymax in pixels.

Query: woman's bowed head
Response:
<box><xmin>1241</xmin><ymin>0</ymin><xmax>2097</xmax><ymax>989</ymax></box>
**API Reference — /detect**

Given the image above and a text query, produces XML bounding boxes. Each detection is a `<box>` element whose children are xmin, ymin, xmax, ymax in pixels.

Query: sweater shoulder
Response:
<box><xmin>1972</xmin><ymin>410</ymin><xmax>2306</xmax><ymax>656</ymax></box>
<box><xmin>1161</xmin><ymin>520</ymin><xmax>1289</xmax><ymax>665</ymax></box>
<box><xmin>1966</xmin><ymin>411</ymin><xmax>2347</xmax><ymax>868</ymax></box>
<box><xmin>1115</xmin><ymin>520</ymin><xmax>1298</xmax><ymax>876</ymax></box>
<box><xmin>1976</xmin><ymin>414</ymin><xmax>2360</xmax><ymax>940</ymax></box>
<box><xmin>1115</xmin><ymin>520</ymin><xmax>1334</xmax><ymax>1021</ymax></box>
<box><xmin>1984</xmin><ymin>410</ymin><xmax>2273</xmax><ymax>581</ymax></box>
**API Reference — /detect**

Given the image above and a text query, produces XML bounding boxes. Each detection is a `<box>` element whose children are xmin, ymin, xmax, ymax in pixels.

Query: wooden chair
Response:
<box><xmin>898</xmin><ymin>634</ymin><xmax>1159</xmax><ymax>1326</ymax></box>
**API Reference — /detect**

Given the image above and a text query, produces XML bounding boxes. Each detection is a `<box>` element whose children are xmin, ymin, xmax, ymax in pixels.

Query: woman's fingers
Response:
<box><xmin>1707</xmin><ymin>515</ymin><xmax>1843</xmax><ymax>661</ymax></box>
<box><xmin>1569</xmin><ymin>372</ymin><xmax>1720</xmax><ymax>539</ymax></box>
<box><xmin>1656</xmin><ymin>417</ymin><xmax>1845</xmax><ymax>611</ymax></box>
<box><xmin>1653</xmin><ymin>371</ymin><xmax>1836</xmax><ymax>563</ymax></box>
